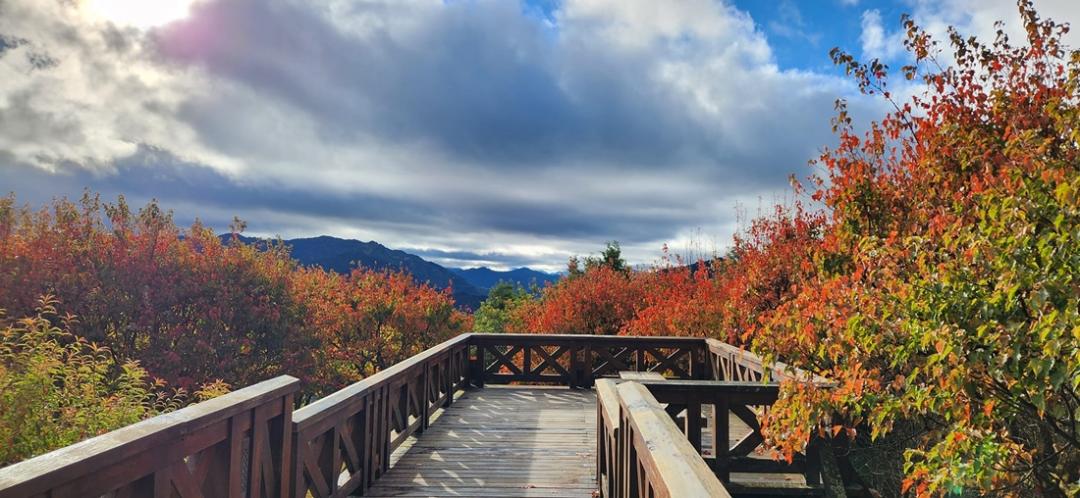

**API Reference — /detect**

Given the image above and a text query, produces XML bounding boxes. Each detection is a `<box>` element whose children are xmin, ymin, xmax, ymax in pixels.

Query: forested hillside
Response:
<box><xmin>227</xmin><ymin>234</ymin><xmax>487</xmax><ymax>309</ymax></box>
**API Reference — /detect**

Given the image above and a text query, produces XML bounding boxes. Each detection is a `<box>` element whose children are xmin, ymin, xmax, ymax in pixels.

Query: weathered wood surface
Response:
<box><xmin>365</xmin><ymin>386</ymin><xmax>597</xmax><ymax>498</ymax></box>
<box><xmin>616</xmin><ymin>382</ymin><xmax>730</xmax><ymax>498</ymax></box>
<box><xmin>617</xmin><ymin>371</ymin><xmax>666</xmax><ymax>381</ymax></box>
<box><xmin>640</xmin><ymin>380</ymin><xmax>829</xmax><ymax>494</ymax></box>
<box><xmin>291</xmin><ymin>335</ymin><xmax>470</xmax><ymax>498</ymax></box>
<box><xmin>470</xmin><ymin>334</ymin><xmax>706</xmax><ymax>387</ymax></box>
<box><xmin>0</xmin><ymin>334</ymin><xmax>843</xmax><ymax>498</ymax></box>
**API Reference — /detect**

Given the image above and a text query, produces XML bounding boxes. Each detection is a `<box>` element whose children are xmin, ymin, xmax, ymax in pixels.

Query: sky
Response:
<box><xmin>1</xmin><ymin>0</ymin><xmax>1077</xmax><ymax>272</ymax></box>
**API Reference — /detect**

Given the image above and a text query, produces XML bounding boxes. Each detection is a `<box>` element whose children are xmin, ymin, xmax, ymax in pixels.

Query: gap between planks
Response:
<box><xmin>365</xmin><ymin>386</ymin><xmax>598</xmax><ymax>498</ymax></box>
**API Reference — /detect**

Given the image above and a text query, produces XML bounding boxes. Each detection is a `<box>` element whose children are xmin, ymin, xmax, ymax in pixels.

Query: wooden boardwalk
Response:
<box><xmin>0</xmin><ymin>336</ymin><xmax>844</xmax><ymax>498</ymax></box>
<box><xmin>367</xmin><ymin>386</ymin><xmax>598</xmax><ymax>497</ymax></box>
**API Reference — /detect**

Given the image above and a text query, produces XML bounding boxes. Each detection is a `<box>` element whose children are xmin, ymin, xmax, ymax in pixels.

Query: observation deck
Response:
<box><xmin>0</xmin><ymin>334</ymin><xmax>862</xmax><ymax>498</ymax></box>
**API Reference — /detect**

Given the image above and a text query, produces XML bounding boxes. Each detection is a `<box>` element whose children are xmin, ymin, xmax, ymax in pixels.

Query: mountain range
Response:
<box><xmin>225</xmin><ymin>235</ymin><xmax>559</xmax><ymax>309</ymax></box>
<box><xmin>450</xmin><ymin>267</ymin><xmax>559</xmax><ymax>291</ymax></box>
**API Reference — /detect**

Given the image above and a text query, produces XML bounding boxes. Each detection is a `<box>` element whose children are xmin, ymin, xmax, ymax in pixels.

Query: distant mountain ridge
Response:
<box><xmin>223</xmin><ymin>235</ymin><xmax>561</xmax><ymax>309</ymax></box>
<box><xmin>450</xmin><ymin>267</ymin><xmax>559</xmax><ymax>292</ymax></box>
<box><xmin>224</xmin><ymin>235</ymin><xmax>487</xmax><ymax>309</ymax></box>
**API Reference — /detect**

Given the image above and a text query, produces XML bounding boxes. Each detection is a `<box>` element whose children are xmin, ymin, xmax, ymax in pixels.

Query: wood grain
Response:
<box><xmin>366</xmin><ymin>386</ymin><xmax>597</xmax><ymax>498</ymax></box>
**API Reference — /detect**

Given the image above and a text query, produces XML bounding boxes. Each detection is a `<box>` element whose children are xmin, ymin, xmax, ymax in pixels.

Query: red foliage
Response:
<box><xmin>290</xmin><ymin>266</ymin><xmax>471</xmax><ymax>395</ymax></box>
<box><xmin>0</xmin><ymin>193</ymin><xmax>467</xmax><ymax>398</ymax></box>
<box><xmin>515</xmin><ymin>266</ymin><xmax>644</xmax><ymax>336</ymax></box>
<box><xmin>518</xmin><ymin>204</ymin><xmax>822</xmax><ymax>344</ymax></box>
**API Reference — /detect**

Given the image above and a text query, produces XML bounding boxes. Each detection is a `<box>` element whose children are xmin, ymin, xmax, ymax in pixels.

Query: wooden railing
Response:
<box><xmin>639</xmin><ymin>381</ymin><xmax>802</xmax><ymax>483</ymax></box>
<box><xmin>614</xmin><ymin>382</ymin><xmax>730</xmax><ymax>498</ymax></box>
<box><xmin>471</xmin><ymin>334</ymin><xmax>706</xmax><ymax>386</ymax></box>
<box><xmin>705</xmin><ymin>338</ymin><xmax>827</xmax><ymax>383</ymax></box>
<box><xmin>290</xmin><ymin>334</ymin><xmax>470</xmax><ymax>498</ymax></box>
<box><xmin>0</xmin><ymin>333</ymin><xmax>831</xmax><ymax>498</ymax></box>
<box><xmin>598</xmin><ymin>339</ymin><xmax>847</xmax><ymax>497</ymax></box>
<box><xmin>596</xmin><ymin>379</ymin><xmax>622</xmax><ymax>498</ymax></box>
<box><xmin>0</xmin><ymin>376</ymin><xmax>299</xmax><ymax>498</ymax></box>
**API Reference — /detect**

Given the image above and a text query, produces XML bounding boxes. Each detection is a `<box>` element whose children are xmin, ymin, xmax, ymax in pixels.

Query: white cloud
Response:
<box><xmin>860</xmin><ymin>1</ymin><xmax>1079</xmax><ymax>65</ymax></box>
<box><xmin>926</xmin><ymin>0</ymin><xmax>1079</xmax><ymax>47</ymax></box>
<box><xmin>859</xmin><ymin>9</ymin><xmax>906</xmax><ymax>61</ymax></box>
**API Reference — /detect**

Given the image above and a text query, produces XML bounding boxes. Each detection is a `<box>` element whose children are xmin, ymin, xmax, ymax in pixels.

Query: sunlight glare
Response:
<box><xmin>85</xmin><ymin>0</ymin><xmax>195</xmax><ymax>29</ymax></box>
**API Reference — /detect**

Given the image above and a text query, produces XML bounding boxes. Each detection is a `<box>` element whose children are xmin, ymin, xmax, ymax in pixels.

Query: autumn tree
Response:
<box><xmin>473</xmin><ymin>282</ymin><xmax>533</xmax><ymax>333</ymax></box>
<box><xmin>0</xmin><ymin>193</ymin><xmax>465</xmax><ymax>401</ymax></box>
<box><xmin>625</xmin><ymin>208</ymin><xmax>823</xmax><ymax>343</ymax></box>
<box><xmin>290</xmin><ymin>266</ymin><xmax>471</xmax><ymax>396</ymax></box>
<box><xmin>0</xmin><ymin>194</ymin><xmax>312</xmax><ymax>391</ymax></box>
<box><xmin>755</xmin><ymin>3</ymin><xmax>1080</xmax><ymax>496</ymax></box>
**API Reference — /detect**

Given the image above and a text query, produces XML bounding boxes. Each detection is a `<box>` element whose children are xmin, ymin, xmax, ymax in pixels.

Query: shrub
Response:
<box><xmin>289</xmin><ymin>266</ymin><xmax>471</xmax><ymax>397</ymax></box>
<box><xmin>0</xmin><ymin>296</ymin><xmax>156</xmax><ymax>466</ymax></box>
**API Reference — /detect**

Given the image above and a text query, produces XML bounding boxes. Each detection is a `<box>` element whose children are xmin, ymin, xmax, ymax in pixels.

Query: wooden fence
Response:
<box><xmin>596</xmin><ymin>339</ymin><xmax>846</xmax><ymax>497</ymax></box>
<box><xmin>470</xmin><ymin>334</ymin><xmax>706</xmax><ymax>386</ymax></box>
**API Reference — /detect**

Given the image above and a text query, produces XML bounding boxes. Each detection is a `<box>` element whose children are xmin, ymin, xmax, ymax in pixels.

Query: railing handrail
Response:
<box><xmin>0</xmin><ymin>375</ymin><xmax>300</xmax><ymax>498</ymax></box>
<box><xmin>705</xmin><ymin>338</ymin><xmax>827</xmax><ymax>383</ymax></box>
<box><xmin>616</xmin><ymin>381</ymin><xmax>731</xmax><ymax>498</ymax></box>
<box><xmin>471</xmin><ymin>333</ymin><xmax>707</xmax><ymax>344</ymax></box>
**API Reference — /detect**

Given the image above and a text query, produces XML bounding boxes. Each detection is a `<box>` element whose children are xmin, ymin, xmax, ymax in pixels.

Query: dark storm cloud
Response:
<box><xmin>0</xmin><ymin>147</ymin><xmax>436</xmax><ymax>230</ymax></box>
<box><xmin>0</xmin><ymin>146</ymin><xmax>701</xmax><ymax>246</ymax></box>
<box><xmin>150</xmin><ymin>0</ymin><xmax>842</xmax><ymax>182</ymax></box>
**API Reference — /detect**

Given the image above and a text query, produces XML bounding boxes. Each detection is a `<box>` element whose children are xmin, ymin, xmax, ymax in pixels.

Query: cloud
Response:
<box><xmin>769</xmin><ymin>1</ymin><xmax>822</xmax><ymax>46</ymax></box>
<box><xmin>861</xmin><ymin>1</ymin><xmax>1080</xmax><ymax>65</ymax></box>
<box><xmin>859</xmin><ymin>9</ymin><xmax>905</xmax><ymax>61</ymax></box>
<box><xmin>402</xmin><ymin>247</ymin><xmax>567</xmax><ymax>271</ymax></box>
<box><xmin>0</xmin><ymin>0</ymin><xmax>889</xmax><ymax>267</ymax></box>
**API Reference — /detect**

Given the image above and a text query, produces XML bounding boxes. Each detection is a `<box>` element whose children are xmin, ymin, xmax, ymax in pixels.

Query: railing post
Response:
<box><xmin>291</xmin><ymin>423</ymin><xmax>305</xmax><ymax>498</ymax></box>
<box><xmin>443</xmin><ymin>354</ymin><xmax>453</xmax><ymax>407</ymax></box>
<box><xmin>690</xmin><ymin>345</ymin><xmax>701</xmax><ymax>380</ymax></box>
<box><xmin>571</xmin><ymin>345</ymin><xmax>583</xmax><ymax>388</ymax></box>
<box><xmin>470</xmin><ymin>344</ymin><xmax>485</xmax><ymax>388</ymax></box>
<box><xmin>804</xmin><ymin>435</ymin><xmax>823</xmax><ymax>486</ymax></box>
<box><xmin>420</xmin><ymin>362</ymin><xmax>430</xmax><ymax>432</ymax></box>
<box><xmin>583</xmin><ymin>344</ymin><xmax>595</xmax><ymax>387</ymax></box>
<box><xmin>277</xmin><ymin>392</ymin><xmax>295</xmax><ymax>498</ymax></box>
<box><xmin>715</xmin><ymin>396</ymin><xmax>730</xmax><ymax>483</ymax></box>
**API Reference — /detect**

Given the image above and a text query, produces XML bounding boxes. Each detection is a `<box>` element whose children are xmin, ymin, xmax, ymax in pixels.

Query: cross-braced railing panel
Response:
<box><xmin>470</xmin><ymin>334</ymin><xmax>706</xmax><ymax>387</ymax></box>
<box><xmin>590</xmin><ymin>345</ymin><xmax>695</xmax><ymax>378</ymax></box>
<box><xmin>614</xmin><ymin>382</ymin><xmax>730</xmax><ymax>498</ymax></box>
<box><xmin>636</xmin><ymin>381</ymin><xmax>813</xmax><ymax>484</ymax></box>
<box><xmin>290</xmin><ymin>335</ymin><xmax>470</xmax><ymax>498</ymax></box>
<box><xmin>0</xmin><ymin>377</ymin><xmax>299</xmax><ymax>498</ymax></box>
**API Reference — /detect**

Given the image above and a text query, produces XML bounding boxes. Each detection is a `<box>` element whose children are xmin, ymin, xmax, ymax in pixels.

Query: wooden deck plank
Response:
<box><xmin>370</xmin><ymin>385</ymin><xmax>809</xmax><ymax>497</ymax></box>
<box><xmin>367</xmin><ymin>386</ymin><xmax>598</xmax><ymax>498</ymax></box>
